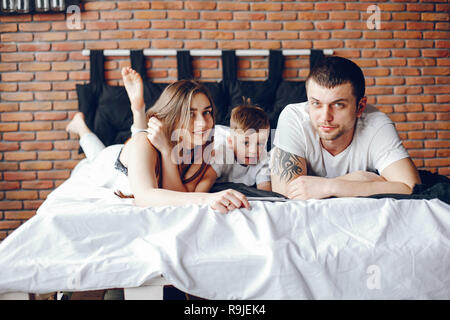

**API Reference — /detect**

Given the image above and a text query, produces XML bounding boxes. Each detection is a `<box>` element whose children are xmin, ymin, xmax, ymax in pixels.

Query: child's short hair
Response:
<box><xmin>230</xmin><ymin>99</ymin><xmax>270</xmax><ymax>132</ymax></box>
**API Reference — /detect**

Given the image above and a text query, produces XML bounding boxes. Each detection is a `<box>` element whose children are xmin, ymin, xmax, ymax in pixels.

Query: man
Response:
<box><xmin>271</xmin><ymin>56</ymin><xmax>421</xmax><ymax>200</ymax></box>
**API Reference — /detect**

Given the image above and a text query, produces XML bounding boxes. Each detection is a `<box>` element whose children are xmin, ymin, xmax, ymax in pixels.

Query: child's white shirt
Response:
<box><xmin>211</xmin><ymin>140</ymin><xmax>271</xmax><ymax>186</ymax></box>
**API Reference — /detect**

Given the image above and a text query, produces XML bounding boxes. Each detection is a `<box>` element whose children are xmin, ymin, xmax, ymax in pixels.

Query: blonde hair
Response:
<box><xmin>230</xmin><ymin>98</ymin><xmax>270</xmax><ymax>132</ymax></box>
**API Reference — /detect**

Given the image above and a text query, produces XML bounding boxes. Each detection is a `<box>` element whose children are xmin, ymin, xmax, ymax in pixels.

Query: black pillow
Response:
<box><xmin>77</xmin><ymin>50</ymin><xmax>325</xmax><ymax>148</ymax></box>
<box><xmin>77</xmin><ymin>50</ymin><xmax>169</xmax><ymax>147</ymax></box>
<box><xmin>176</xmin><ymin>51</ymin><xmax>229</xmax><ymax>125</ymax></box>
<box><xmin>221</xmin><ymin>50</ymin><xmax>283</xmax><ymax>126</ymax></box>
<box><xmin>269</xmin><ymin>50</ymin><xmax>324</xmax><ymax>129</ymax></box>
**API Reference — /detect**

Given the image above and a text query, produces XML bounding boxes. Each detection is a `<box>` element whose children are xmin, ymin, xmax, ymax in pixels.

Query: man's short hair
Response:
<box><xmin>230</xmin><ymin>99</ymin><xmax>270</xmax><ymax>132</ymax></box>
<box><xmin>306</xmin><ymin>56</ymin><xmax>366</xmax><ymax>104</ymax></box>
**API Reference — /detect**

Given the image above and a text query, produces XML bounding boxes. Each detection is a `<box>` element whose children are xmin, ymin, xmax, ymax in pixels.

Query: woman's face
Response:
<box><xmin>181</xmin><ymin>92</ymin><xmax>214</xmax><ymax>148</ymax></box>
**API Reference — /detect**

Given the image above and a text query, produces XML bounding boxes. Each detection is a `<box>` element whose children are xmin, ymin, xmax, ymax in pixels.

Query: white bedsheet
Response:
<box><xmin>0</xmin><ymin>146</ymin><xmax>449</xmax><ymax>299</ymax></box>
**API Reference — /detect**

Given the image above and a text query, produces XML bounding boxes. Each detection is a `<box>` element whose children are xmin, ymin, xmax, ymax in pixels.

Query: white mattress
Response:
<box><xmin>0</xmin><ymin>145</ymin><xmax>449</xmax><ymax>299</ymax></box>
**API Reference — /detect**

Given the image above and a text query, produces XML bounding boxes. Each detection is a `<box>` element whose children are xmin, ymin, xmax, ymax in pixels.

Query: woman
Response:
<box><xmin>67</xmin><ymin>67</ymin><xmax>249</xmax><ymax>213</ymax></box>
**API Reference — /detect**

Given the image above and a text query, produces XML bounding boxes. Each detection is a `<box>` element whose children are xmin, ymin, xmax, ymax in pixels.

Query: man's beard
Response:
<box><xmin>314</xmin><ymin>124</ymin><xmax>344</xmax><ymax>141</ymax></box>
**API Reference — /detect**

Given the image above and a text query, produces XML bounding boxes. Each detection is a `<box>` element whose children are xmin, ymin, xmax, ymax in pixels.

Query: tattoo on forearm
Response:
<box><xmin>271</xmin><ymin>148</ymin><xmax>303</xmax><ymax>182</ymax></box>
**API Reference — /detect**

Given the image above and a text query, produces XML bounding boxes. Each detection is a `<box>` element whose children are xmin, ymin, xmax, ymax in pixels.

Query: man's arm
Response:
<box><xmin>329</xmin><ymin>157</ymin><xmax>420</xmax><ymax>197</ymax></box>
<box><xmin>287</xmin><ymin>157</ymin><xmax>421</xmax><ymax>200</ymax></box>
<box><xmin>270</xmin><ymin>147</ymin><xmax>307</xmax><ymax>197</ymax></box>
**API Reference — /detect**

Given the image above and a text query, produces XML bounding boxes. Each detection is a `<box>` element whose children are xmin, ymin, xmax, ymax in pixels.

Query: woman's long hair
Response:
<box><xmin>116</xmin><ymin>80</ymin><xmax>216</xmax><ymax>198</ymax></box>
<box><xmin>146</xmin><ymin>80</ymin><xmax>215</xmax><ymax>183</ymax></box>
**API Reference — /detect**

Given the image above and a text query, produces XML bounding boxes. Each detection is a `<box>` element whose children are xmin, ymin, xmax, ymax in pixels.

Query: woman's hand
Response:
<box><xmin>146</xmin><ymin>117</ymin><xmax>171</xmax><ymax>156</ymax></box>
<box><xmin>207</xmin><ymin>189</ymin><xmax>251</xmax><ymax>214</ymax></box>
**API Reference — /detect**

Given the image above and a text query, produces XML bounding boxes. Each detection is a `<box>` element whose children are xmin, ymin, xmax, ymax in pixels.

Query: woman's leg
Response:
<box><xmin>66</xmin><ymin>112</ymin><xmax>105</xmax><ymax>161</ymax></box>
<box><xmin>122</xmin><ymin>67</ymin><xmax>147</xmax><ymax>131</ymax></box>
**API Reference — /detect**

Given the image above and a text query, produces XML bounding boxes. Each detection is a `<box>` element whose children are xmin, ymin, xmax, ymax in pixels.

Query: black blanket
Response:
<box><xmin>210</xmin><ymin>182</ymin><xmax>286</xmax><ymax>199</ymax></box>
<box><xmin>368</xmin><ymin>170</ymin><xmax>450</xmax><ymax>204</ymax></box>
<box><xmin>211</xmin><ymin>170</ymin><xmax>450</xmax><ymax>205</ymax></box>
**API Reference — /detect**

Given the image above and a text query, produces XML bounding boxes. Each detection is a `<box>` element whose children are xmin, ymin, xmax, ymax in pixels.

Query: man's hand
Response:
<box><xmin>287</xmin><ymin>176</ymin><xmax>332</xmax><ymax>200</ymax></box>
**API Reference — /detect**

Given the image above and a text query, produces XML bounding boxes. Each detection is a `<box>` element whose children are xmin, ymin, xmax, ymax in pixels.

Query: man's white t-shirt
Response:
<box><xmin>273</xmin><ymin>102</ymin><xmax>410</xmax><ymax>178</ymax></box>
<box><xmin>211</xmin><ymin>126</ymin><xmax>271</xmax><ymax>186</ymax></box>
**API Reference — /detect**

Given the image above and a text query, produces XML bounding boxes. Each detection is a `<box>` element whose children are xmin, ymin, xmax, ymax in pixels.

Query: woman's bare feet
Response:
<box><xmin>66</xmin><ymin>112</ymin><xmax>92</xmax><ymax>138</ymax></box>
<box><xmin>122</xmin><ymin>67</ymin><xmax>145</xmax><ymax>115</ymax></box>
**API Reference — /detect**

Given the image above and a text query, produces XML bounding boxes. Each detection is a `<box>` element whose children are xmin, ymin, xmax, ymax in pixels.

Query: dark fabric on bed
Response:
<box><xmin>367</xmin><ymin>170</ymin><xmax>450</xmax><ymax>204</ymax></box>
<box><xmin>210</xmin><ymin>182</ymin><xmax>287</xmax><ymax>199</ymax></box>
<box><xmin>212</xmin><ymin>170</ymin><xmax>450</xmax><ymax>204</ymax></box>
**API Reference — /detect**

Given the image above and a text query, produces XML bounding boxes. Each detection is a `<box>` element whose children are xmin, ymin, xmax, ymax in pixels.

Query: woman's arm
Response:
<box><xmin>159</xmin><ymin>150</ymin><xmax>189</xmax><ymax>192</ymax></box>
<box><xmin>127</xmin><ymin>133</ymin><xmax>197</xmax><ymax>206</ymax></box>
<box><xmin>145</xmin><ymin>117</ymin><xmax>188</xmax><ymax>192</ymax></box>
<box><xmin>194</xmin><ymin>165</ymin><xmax>218</xmax><ymax>192</ymax></box>
<box><xmin>125</xmin><ymin>133</ymin><xmax>249</xmax><ymax>212</ymax></box>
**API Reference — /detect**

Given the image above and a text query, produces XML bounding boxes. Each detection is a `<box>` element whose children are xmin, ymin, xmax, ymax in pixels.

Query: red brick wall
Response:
<box><xmin>0</xmin><ymin>1</ymin><xmax>449</xmax><ymax>239</ymax></box>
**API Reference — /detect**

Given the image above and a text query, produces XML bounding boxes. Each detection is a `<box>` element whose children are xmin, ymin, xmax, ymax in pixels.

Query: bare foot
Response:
<box><xmin>122</xmin><ymin>67</ymin><xmax>145</xmax><ymax>115</ymax></box>
<box><xmin>66</xmin><ymin>112</ymin><xmax>91</xmax><ymax>138</ymax></box>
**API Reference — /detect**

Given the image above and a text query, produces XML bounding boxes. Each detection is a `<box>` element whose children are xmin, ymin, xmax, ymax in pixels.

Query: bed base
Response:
<box><xmin>0</xmin><ymin>276</ymin><xmax>169</xmax><ymax>300</ymax></box>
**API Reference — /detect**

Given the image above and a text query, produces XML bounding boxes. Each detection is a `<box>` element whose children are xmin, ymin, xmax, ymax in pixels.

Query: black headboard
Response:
<box><xmin>76</xmin><ymin>49</ymin><xmax>324</xmax><ymax>148</ymax></box>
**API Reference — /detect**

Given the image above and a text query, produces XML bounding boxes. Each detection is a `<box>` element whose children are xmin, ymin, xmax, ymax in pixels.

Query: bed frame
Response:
<box><xmin>0</xmin><ymin>276</ymin><xmax>170</xmax><ymax>300</ymax></box>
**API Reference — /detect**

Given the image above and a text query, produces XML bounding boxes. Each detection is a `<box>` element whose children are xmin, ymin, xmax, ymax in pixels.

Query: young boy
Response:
<box><xmin>211</xmin><ymin>102</ymin><xmax>272</xmax><ymax>191</ymax></box>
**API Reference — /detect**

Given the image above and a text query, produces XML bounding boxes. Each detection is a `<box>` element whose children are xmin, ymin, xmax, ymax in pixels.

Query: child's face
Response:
<box><xmin>227</xmin><ymin>128</ymin><xmax>269</xmax><ymax>166</ymax></box>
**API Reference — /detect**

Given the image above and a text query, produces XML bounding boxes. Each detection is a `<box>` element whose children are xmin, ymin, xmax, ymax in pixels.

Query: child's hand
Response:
<box><xmin>146</xmin><ymin>117</ymin><xmax>171</xmax><ymax>156</ymax></box>
<box><xmin>208</xmin><ymin>189</ymin><xmax>251</xmax><ymax>214</ymax></box>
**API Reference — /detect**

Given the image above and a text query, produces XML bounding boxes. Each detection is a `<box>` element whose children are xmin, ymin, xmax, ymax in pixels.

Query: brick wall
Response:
<box><xmin>0</xmin><ymin>0</ymin><xmax>449</xmax><ymax>240</ymax></box>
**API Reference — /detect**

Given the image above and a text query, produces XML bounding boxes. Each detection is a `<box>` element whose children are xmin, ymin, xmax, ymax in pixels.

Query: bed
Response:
<box><xmin>1</xmin><ymin>49</ymin><xmax>449</xmax><ymax>299</ymax></box>
<box><xmin>0</xmin><ymin>143</ymin><xmax>449</xmax><ymax>300</ymax></box>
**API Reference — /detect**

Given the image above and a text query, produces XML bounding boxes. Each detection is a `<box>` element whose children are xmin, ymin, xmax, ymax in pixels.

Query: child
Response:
<box><xmin>211</xmin><ymin>101</ymin><xmax>272</xmax><ymax>191</ymax></box>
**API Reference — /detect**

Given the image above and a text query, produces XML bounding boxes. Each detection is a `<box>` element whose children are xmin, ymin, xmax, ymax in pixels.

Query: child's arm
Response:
<box><xmin>255</xmin><ymin>156</ymin><xmax>272</xmax><ymax>191</ymax></box>
<box><xmin>256</xmin><ymin>181</ymin><xmax>272</xmax><ymax>191</ymax></box>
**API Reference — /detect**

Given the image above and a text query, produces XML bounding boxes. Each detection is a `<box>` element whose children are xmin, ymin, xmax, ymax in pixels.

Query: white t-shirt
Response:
<box><xmin>211</xmin><ymin>133</ymin><xmax>271</xmax><ymax>186</ymax></box>
<box><xmin>273</xmin><ymin>102</ymin><xmax>410</xmax><ymax>178</ymax></box>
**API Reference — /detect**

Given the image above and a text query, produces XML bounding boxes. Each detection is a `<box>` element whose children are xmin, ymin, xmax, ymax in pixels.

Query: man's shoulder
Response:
<box><xmin>279</xmin><ymin>101</ymin><xmax>309</xmax><ymax>121</ymax></box>
<box><xmin>360</xmin><ymin>105</ymin><xmax>393</xmax><ymax>127</ymax></box>
<box><xmin>356</xmin><ymin>105</ymin><xmax>396</xmax><ymax>142</ymax></box>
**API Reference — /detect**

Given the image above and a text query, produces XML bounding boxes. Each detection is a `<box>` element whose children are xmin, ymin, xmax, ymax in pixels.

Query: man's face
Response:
<box><xmin>227</xmin><ymin>129</ymin><xmax>269</xmax><ymax>166</ymax></box>
<box><xmin>306</xmin><ymin>79</ymin><xmax>365</xmax><ymax>143</ymax></box>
